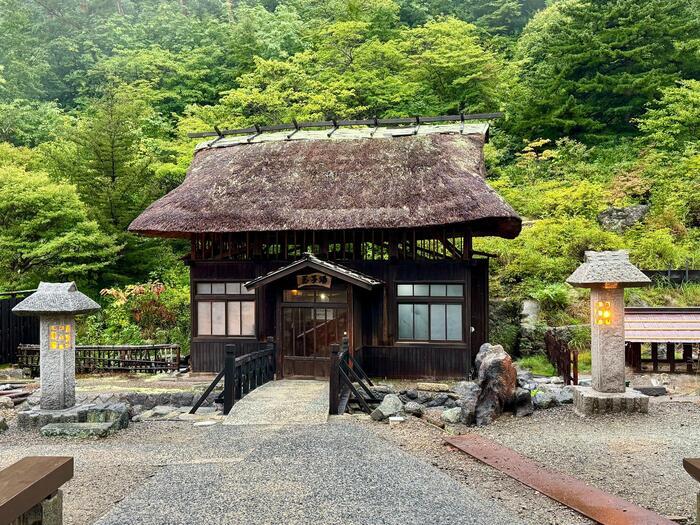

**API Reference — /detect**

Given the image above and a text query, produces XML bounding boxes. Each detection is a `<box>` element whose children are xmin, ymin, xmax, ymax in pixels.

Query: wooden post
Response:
<box><xmin>668</xmin><ymin>342</ymin><xmax>675</xmax><ymax>373</ymax></box>
<box><xmin>223</xmin><ymin>344</ymin><xmax>237</xmax><ymax>415</ymax></box>
<box><xmin>266</xmin><ymin>336</ymin><xmax>276</xmax><ymax>378</ymax></box>
<box><xmin>651</xmin><ymin>343</ymin><xmax>659</xmax><ymax>372</ymax></box>
<box><xmin>683</xmin><ymin>343</ymin><xmax>693</xmax><ymax>373</ymax></box>
<box><xmin>633</xmin><ymin>342</ymin><xmax>642</xmax><ymax>372</ymax></box>
<box><xmin>329</xmin><ymin>343</ymin><xmax>340</xmax><ymax>415</ymax></box>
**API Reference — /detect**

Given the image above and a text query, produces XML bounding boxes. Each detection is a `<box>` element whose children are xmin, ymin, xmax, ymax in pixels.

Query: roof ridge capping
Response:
<box><xmin>195</xmin><ymin>122</ymin><xmax>491</xmax><ymax>152</ymax></box>
<box><xmin>188</xmin><ymin>112</ymin><xmax>502</xmax><ymax>140</ymax></box>
<box><xmin>566</xmin><ymin>250</ymin><xmax>651</xmax><ymax>288</ymax></box>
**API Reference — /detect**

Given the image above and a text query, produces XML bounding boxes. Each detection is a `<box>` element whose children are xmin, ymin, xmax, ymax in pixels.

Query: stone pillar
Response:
<box><xmin>40</xmin><ymin>316</ymin><xmax>76</xmax><ymax>410</ymax></box>
<box><xmin>589</xmin><ymin>287</ymin><xmax>625</xmax><ymax>393</ymax></box>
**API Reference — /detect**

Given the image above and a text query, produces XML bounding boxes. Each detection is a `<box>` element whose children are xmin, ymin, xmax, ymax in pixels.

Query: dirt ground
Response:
<box><xmin>363</xmin><ymin>398</ymin><xmax>700</xmax><ymax>525</ymax></box>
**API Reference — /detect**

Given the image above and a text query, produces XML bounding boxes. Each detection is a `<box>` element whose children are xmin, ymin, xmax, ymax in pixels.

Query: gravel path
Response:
<box><xmin>223</xmin><ymin>379</ymin><xmax>329</xmax><ymax>425</ymax></box>
<box><xmin>365</xmin><ymin>399</ymin><xmax>700</xmax><ymax>525</ymax></box>
<box><xmin>96</xmin><ymin>420</ymin><xmax>523</xmax><ymax>525</ymax></box>
<box><xmin>0</xmin><ymin>416</ymin><xmax>522</xmax><ymax>525</ymax></box>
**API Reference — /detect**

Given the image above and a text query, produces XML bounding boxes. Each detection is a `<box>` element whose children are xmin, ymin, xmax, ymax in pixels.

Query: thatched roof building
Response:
<box><xmin>128</xmin><ymin>124</ymin><xmax>521</xmax><ymax>239</ymax></box>
<box><xmin>129</xmin><ymin>121</ymin><xmax>523</xmax><ymax>380</ymax></box>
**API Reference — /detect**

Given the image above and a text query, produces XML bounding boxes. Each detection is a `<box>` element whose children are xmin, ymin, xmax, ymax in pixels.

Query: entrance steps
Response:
<box><xmin>222</xmin><ymin>379</ymin><xmax>329</xmax><ymax>426</ymax></box>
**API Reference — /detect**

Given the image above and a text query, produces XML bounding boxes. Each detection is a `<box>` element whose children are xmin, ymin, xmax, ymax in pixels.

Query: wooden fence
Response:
<box><xmin>0</xmin><ymin>290</ymin><xmax>39</xmax><ymax>364</ymax></box>
<box><xmin>625</xmin><ymin>342</ymin><xmax>698</xmax><ymax>374</ymax></box>
<box><xmin>544</xmin><ymin>330</ymin><xmax>579</xmax><ymax>385</ymax></box>
<box><xmin>642</xmin><ymin>268</ymin><xmax>700</xmax><ymax>284</ymax></box>
<box><xmin>17</xmin><ymin>344</ymin><xmax>181</xmax><ymax>375</ymax></box>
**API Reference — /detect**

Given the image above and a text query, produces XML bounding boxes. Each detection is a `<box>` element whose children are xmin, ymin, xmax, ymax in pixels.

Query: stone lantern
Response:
<box><xmin>13</xmin><ymin>282</ymin><xmax>100</xmax><ymax>410</ymax></box>
<box><xmin>566</xmin><ymin>251</ymin><xmax>651</xmax><ymax>414</ymax></box>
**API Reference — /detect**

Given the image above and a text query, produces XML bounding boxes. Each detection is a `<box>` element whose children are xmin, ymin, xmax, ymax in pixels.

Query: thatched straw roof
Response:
<box><xmin>129</xmin><ymin>124</ymin><xmax>521</xmax><ymax>238</ymax></box>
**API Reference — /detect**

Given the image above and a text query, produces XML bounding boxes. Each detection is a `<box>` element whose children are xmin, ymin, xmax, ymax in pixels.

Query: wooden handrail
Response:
<box><xmin>0</xmin><ymin>456</ymin><xmax>73</xmax><ymax>525</ymax></box>
<box><xmin>190</xmin><ymin>341</ymin><xmax>276</xmax><ymax>415</ymax></box>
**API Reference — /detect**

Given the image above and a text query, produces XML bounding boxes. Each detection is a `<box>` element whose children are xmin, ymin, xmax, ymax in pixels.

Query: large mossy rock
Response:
<box><xmin>597</xmin><ymin>204</ymin><xmax>649</xmax><ymax>233</ymax></box>
<box><xmin>474</xmin><ymin>343</ymin><xmax>517</xmax><ymax>426</ymax></box>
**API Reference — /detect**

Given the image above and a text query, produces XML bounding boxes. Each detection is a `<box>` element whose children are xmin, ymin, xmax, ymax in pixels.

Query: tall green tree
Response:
<box><xmin>44</xmin><ymin>85</ymin><xmax>167</xmax><ymax>233</ymax></box>
<box><xmin>0</xmin><ymin>100</ymin><xmax>69</xmax><ymax>147</ymax></box>
<box><xmin>636</xmin><ymin>80</ymin><xmax>700</xmax><ymax>151</ymax></box>
<box><xmin>0</xmin><ymin>165</ymin><xmax>118</xmax><ymax>290</ymax></box>
<box><xmin>508</xmin><ymin>0</ymin><xmax>700</xmax><ymax>139</ymax></box>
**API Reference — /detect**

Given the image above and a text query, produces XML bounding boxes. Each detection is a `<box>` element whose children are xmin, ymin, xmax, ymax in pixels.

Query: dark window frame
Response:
<box><xmin>193</xmin><ymin>280</ymin><xmax>256</xmax><ymax>338</ymax></box>
<box><xmin>396</xmin><ymin>282</ymin><xmax>465</xmax><ymax>343</ymax></box>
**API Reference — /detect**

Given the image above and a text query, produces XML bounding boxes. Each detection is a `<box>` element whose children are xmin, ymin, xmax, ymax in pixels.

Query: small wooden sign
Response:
<box><xmin>297</xmin><ymin>273</ymin><xmax>332</xmax><ymax>288</ymax></box>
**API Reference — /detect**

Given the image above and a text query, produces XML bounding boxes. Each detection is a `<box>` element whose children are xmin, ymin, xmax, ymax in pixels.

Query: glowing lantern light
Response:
<box><xmin>595</xmin><ymin>301</ymin><xmax>612</xmax><ymax>325</ymax></box>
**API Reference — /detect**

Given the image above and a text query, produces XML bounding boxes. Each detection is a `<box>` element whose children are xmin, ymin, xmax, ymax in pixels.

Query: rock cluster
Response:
<box><xmin>26</xmin><ymin>390</ymin><xmax>219</xmax><ymax>412</ymax></box>
<box><xmin>597</xmin><ymin>204</ymin><xmax>649</xmax><ymax>233</ymax></box>
<box><xmin>132</xmin><ymin>405</ymin><xmax>221</xmax><ymax>423</ymax></box>
<box><xmin>369</xmin><ymin>343</ymin><xmax>574</xmax><ymax>430</ymax></box>
<box><xmin>17</xmin><ymin>402</ymin><xmax>130</xmax><ymax>432</ymax></box>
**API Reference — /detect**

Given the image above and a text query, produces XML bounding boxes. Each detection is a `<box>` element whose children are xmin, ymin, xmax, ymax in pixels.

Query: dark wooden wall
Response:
<box><xmin>0</xmin><ymin>294</ymin><xmax>39</xmax><ymax>364</ymax></box>
<box><xmin>357</xmin><ymin>345</ymin><xmax>470</xmax><ymax>379</ymax></box>
<box><xmin>188</xmin><ymin>258</ymin><xmax>489</xmax><ymax>378</ymax></box>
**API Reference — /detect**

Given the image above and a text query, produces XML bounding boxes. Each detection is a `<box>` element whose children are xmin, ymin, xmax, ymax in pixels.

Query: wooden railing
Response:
<box><xmin>0</xmin><ymin>456</ymin><xmax>73</xmax><ymax>524</ymax></box>
<box><xmin>190</xmin><ymin>339</ymin><xmax>275</xmax><ymax>415</ymax></box>
<box><xmin>626</xmin><ymin>342</ymin><xmax>698</xmax><ymax>374</ymax></box>
<box><xmin>17</xmin><ymin>344</ymin><xmax>181</xmax><ymax>375</ymax></box>
<box><xmin>329</xmin><ymin>338</ymin><xmax>379</xmax><ymax>415</ymax></box>
<box><xmin>544</xmin><ymin>330</ymin><xmax>579</xmax><ymax>386</ymax></box>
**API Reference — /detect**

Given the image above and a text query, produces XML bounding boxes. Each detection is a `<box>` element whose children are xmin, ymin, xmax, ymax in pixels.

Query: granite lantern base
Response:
<box><xmin>572</xmin><ymin>386</ymin><xmax>649</xmax><ymax>415</ymax></box>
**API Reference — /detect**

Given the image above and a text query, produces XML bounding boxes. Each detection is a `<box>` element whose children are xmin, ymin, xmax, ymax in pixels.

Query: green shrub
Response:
<box><xmin>530</xmin><ymin>283</ymin><xmax>571</xmax><ymax>311</ymax></box>
<box><xmin>78</xmin><ymin>271</ymin><xmax>191</xmax><ymax>354</ymax></box>
<box><xmin>516</xmin><ymin>354</ymin><xmax>555</xmax><ymax>376</ymax></box>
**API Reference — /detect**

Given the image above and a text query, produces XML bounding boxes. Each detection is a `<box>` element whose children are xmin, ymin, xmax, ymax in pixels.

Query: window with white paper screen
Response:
<box><xmin>211</xmin><ymin>302</ymin><xmax>226</xmax><ymax>335</ymax></box>
<box><xmin>241</xmin><ymin>301</ymin><xmax>255</xmax><ymax>335</ymax></box>
<box><xmin>196</xmin><ymin>282</ymin><xmax>255</xmax><ymax>337</ymax></box>
<box><xmin>227</xmin><ymin>302</ymin><xmax>241</xmax><ymax>335</ymax></box>
<box><xmin>197</xmin><ymin>302</ymin><xmax>212</xmax><ymax>336</ymax></box>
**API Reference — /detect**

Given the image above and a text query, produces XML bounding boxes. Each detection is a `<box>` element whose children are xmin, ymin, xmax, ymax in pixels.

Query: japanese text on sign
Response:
<box><xmin>49</xmin><ymin>324</ymin><xmax>72</xmax><ymax>350</ymax></box>
<box><xmin>297</xmin><ymin>273</ymin><xmax>332</xmax><ymax>289</ymax></box>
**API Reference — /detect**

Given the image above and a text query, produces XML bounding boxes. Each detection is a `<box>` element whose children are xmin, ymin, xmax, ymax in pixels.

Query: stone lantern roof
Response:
<box><xmin>12</xmin><ymin>282</ymin><xmax>101</xmax><ymax>316</ymax></box>
<box><xmin>566</xmin><ymin>251</ymin><xmax>651</xmax><ymax>289</ymax></box>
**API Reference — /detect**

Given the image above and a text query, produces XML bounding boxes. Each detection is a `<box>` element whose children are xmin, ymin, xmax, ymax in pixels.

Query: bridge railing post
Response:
<box><xmin>223</xmin><ymin>343</ymin><xmax>237</xmax><ymax>415</ymax></box>
<box><xmin>329</xmin><ymin>343</ymin><xmax>340</xmax><ymax>415</ymax></box>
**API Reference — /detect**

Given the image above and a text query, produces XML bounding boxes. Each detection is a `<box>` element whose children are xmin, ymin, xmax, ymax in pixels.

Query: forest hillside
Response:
<box><xmin>1</xmin><ymin>0</ymin><xmax>699</xmax><ymax>353</ymax></box>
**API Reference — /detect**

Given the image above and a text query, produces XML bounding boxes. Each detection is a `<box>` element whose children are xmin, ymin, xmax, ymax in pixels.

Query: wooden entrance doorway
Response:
<box><xmin>280</xmin><ymin>288</ymin><xmax>348</xmax><ymax>378</ymax></box>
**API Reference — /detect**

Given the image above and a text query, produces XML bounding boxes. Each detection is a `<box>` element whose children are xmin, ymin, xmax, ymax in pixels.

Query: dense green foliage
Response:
<box><xmin>1</xmin><ymin>0</ymin><xmax>699</xmax><ymax>348</ymax></box>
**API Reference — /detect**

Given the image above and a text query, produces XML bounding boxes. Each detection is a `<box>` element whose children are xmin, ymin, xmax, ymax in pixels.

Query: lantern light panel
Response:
<box><xmin>595</xmin><ymin>301</ymin><xmax>612</xmax><ymax>325</ymax></box>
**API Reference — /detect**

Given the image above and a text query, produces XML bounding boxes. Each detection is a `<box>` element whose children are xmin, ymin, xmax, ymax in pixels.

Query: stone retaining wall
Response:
<box><xmin>27</xmin><ymin>390</ymin><xmax>219</xmax><ymax>411</ymax></box>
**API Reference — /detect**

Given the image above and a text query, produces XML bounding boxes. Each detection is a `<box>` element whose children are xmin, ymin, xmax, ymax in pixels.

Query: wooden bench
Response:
<box><xmin>625</xmin><ymin>307</ymin><xmax>700</xmax><ymax>373</ymax></box>
<box><xmin>684</xmin><ymin>458</ymin><xmax>700</xmax><ymax>523</ymax></box>
<box><xmin>0</xmin><ymin>456</ymin><xmax>73</xmax><ymax>525</ymax></box>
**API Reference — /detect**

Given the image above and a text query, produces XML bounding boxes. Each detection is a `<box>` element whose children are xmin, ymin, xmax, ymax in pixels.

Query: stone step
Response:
<box><xmin>40</xmin><ymin>422</ymin><xmax>116</xmax><ymax>438</ymax></box>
